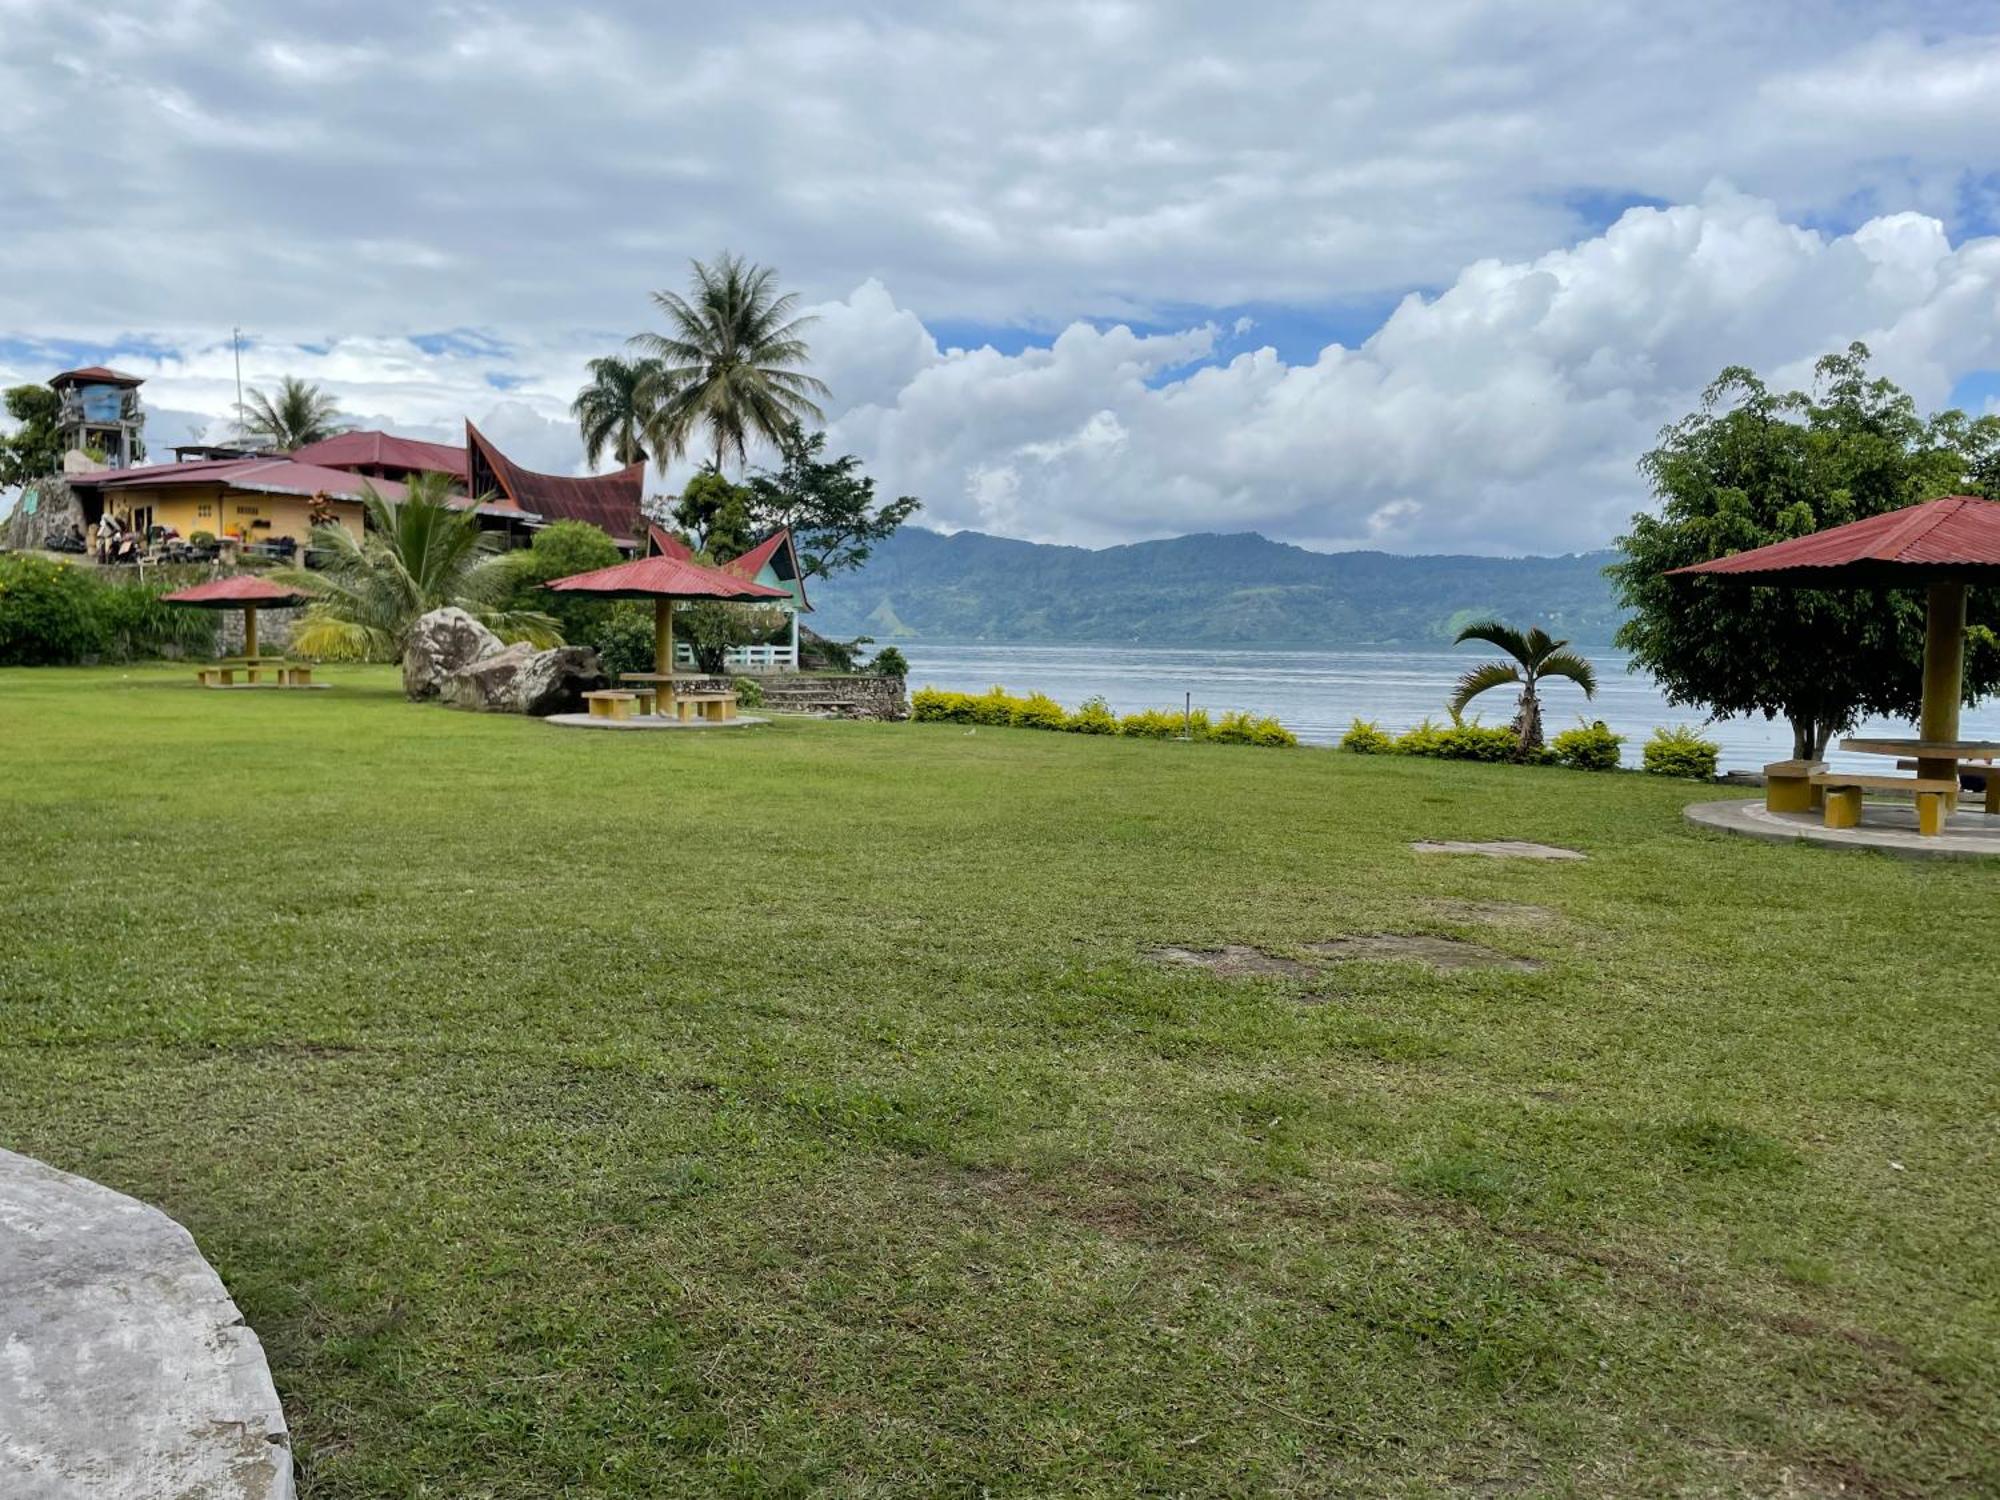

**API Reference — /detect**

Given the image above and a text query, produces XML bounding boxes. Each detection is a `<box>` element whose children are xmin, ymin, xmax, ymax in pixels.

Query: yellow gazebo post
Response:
<box><xmin>1918</xmin><ymin>581</ymin><xmax>1967</xmax><ymax>793</ymax></box>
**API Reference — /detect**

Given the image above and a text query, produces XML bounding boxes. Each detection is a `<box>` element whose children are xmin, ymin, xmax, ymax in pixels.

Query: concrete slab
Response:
<box><xmin>1410</xmin><ymin>840</ymin><xmax>1586</xmax><ymax>861</ymax></box>
<box><xmin>1685</xmin><ymin>797</ymin><xmax>2000</xmax><ymax>861</ymax></box>
<box><xmin>0</xmin><ymin>1149</ymin><xmax>293</xmax><ymax>1499</ymax></box>
<box><xmin>543</xmin><ymin>712</ymin><xmax>769</xmax><ymax>731</ymax></box>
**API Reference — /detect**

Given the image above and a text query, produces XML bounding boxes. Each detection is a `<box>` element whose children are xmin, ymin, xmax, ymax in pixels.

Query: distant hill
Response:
<box><xmin>808</xmin><ymin>528</ymin><xmax>1627</xmax><ymax>647</ymax></box>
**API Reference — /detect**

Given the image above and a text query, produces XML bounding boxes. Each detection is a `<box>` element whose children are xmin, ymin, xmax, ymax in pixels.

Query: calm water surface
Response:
<box><xmin>900</xmin><ymin>642</ymin><xmax>2000</xmax><ymax>774</ymax></box>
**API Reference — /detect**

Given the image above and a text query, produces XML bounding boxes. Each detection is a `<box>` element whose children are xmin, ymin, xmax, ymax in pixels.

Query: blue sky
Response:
<box><xmin>5</xmin><ymin>3</ymin><xmax>2000</xmax><ymax>553</ymax></box>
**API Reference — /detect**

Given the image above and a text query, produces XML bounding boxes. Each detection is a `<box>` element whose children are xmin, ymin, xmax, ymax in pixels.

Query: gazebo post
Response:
<box><xmin>1918</xmin><ymin>581</ymin><xmax>1968</xmax><ymax>791</ymax></box>
<box><xmin>654</xmin><ymin>598</ymin><xmax>672</xmax><ymax>678</ymax></box>
<box><xmin>243</xmin><ymin>605</ymin><xmax>259</xmax><ymax>660</ymax></box>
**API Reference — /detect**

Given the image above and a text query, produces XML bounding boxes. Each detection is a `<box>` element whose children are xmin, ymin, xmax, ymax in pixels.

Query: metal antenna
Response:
<box><xmin>232</xmin><ymin>328</ymin><xmax>243</xmax><ymax>434</ymax></box>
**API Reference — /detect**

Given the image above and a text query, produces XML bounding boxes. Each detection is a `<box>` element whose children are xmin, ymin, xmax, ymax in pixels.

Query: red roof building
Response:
<box><xmin>1670</xmin><ymin>495</ymin><xmax>2000</xmax><ymax>584</ymax></box>
<box><xmin>466</xmin><ymin>422</ymin><xmax>645</xmax><ymax>546</ymax></box>
<box><xmin>289</xmin><ymin>431</ymin><xmax>470</xmax><ymax>483</ymax></box>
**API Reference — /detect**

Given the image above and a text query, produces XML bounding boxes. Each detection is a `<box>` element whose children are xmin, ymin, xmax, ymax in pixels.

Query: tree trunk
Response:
<box><xmin>1513</xmin><ymin>683</ymin><xmax>1544</xmax><ymax>756</ymax></box>
<box><xmin>1789</xmin><ymin>718</ymin><xmax>1835</xmax><ymax>760</ymax></box>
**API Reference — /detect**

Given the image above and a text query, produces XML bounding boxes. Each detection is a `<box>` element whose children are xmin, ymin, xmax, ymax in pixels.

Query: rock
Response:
<box><xmin>403</xmin><ymin>608</ymin><xmax>503</xmax><ymax>700</ymax></box>
<box><xmin>514</xmin><ymin>646</ymin><xmax>608</xmax><ymax>717</ymax></box>
<box><xmin>441</xmin><ymin>641</ymin><xmax>535</xmax><ymax>712</ymax></box>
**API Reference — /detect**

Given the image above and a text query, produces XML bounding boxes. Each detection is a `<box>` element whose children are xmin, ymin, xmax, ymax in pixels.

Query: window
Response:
<box><xmin>196</xmin><ymin>503</ymin><xmax>212</xmax><ymax>519</ymax></box>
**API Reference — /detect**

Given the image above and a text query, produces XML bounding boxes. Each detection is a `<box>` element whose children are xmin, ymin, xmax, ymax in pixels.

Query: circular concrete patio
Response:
<box><xmin>1686</xmin><ymin>796</ymin><xmax>2000</xmax><ymax>860</ymax></box>
<box><xmin>543</xmin><ymin>712</ymin><xmax>769</xmax><ymax>731</ymax></box>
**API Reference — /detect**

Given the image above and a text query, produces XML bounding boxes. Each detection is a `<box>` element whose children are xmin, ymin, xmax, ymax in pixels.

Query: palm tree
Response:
<box><xmin>1448</xmin><ymin>620</ymin><xmax>1598</xmax><ymax>756</ymax></box>
<box><xmin>571</xmin><ymin>355</ymin><xmax>661</xmax><ymax>467</ymax></box>
<box><xmin>234</xmin><ymin>375</ymin><xmax>347</xmax><ymax>451</ymax></box>
<box><xmin>629</xmin><ymin>252</ymin><xmax>829</xmax><ymax>474</ymax></box>
<box><xmin>277</xmin><ymin>472</ymin><xmax>559</xmax><ymax>661</ymax></box>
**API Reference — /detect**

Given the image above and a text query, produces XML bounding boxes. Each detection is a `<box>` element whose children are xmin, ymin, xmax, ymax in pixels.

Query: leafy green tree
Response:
<box><xmin>745</xmin><ymin>423</ymin><xmax>920</xmax><ymax>578</ymax></box>
<box><xmin>277</xmin><ymin>473</ymin><xmax>558</xmax><ymax>660</ymax></box>
<box><xmin>1609</xmin><ymin>344</ymin><xmax>2000</xmax><ymax>758</ymax></box>
<box><xmin>571</xmin><ymin>355</ymin><xmax>660</xmax><ymax>467</ymax></box>
<box><xmin>499</xmin><ymin>520</ymin><xmax>623</xmax><ymax>640</ymax></box>
<box><xmin>631</xmin><ymin>252</ymin><xmax>829</xmax><ymax>473</ymax></box>
<box><xmin>671</xmin><ymin>468</ymin><xmax>756</xmax><ymax>560</ymax></box>
<box><xmin>1447</xmin><ymin>621</ymin><xmax>1597</xmax><ymax>755</ymax></box>
<box><xmin>0</xmin><ymin>385</ymin><xmax>64</xmax><ymax>487</ymax></box>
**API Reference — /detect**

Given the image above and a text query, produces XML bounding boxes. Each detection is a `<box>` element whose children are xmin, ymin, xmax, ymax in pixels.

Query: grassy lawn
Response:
<box><xmin>3</xmin><ymin>664</ymin><xmax>1996</xmax><ymax>1498</ymax></box>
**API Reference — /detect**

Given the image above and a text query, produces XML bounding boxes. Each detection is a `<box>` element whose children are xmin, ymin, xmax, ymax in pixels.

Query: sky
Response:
<box><xmin>4</xmin><ymin>1</ymin><xmax>2000</xmax><ymax>556</ymax></box>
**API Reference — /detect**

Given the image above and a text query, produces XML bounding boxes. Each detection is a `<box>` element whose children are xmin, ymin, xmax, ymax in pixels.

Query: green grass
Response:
<box><xmin>3</xmin><ymin>664</ymin><xmax>1996</xmax><ymax>1497</ymax></box>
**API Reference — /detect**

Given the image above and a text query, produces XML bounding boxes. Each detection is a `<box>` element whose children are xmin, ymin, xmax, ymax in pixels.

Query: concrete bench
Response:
<box><xmin>1895</xmin><ymin>757</ymin><xmax>1999</xmax><ymax>814</ymax></box>
<box><xmin>584</xmin><ymin>690</ymin><xmax>638</xmax><ymax>721</ymax></box>
<box><xmin>673</xmin><ymin>691</ymin><xmax>738</xmax><ymax>723</ymax></box>
<box><xmin>1763</xmin><ymin>759</ymin><xmax>1827</xmax><ymax>813</ymax></box>
<box><xmin>1810</xmin><ymin>771</ymin><xmax>1958</xmax><ymax>836</ymax></box>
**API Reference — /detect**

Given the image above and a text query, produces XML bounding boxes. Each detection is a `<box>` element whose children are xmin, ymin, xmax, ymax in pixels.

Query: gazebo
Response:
<box><xmin>162</xmin><ymin>575</ymin><xmax>311</xmax><ymax>686</ymax></box>
<box><xmin>1673</xmin><ymin>494</ymin><xmax>2000</xmax><ymax>840</ymax></box>
<box><xmin>542</xmin><ymin>552</ymin><xmax>790</xmax><ymax>709</ymax></box>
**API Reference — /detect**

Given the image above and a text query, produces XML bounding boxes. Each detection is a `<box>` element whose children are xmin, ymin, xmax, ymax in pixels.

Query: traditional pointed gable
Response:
<box><xmin>721</xmin><ymin>527</ymin><xmax>811</xmax><ymax>611</ymax></box>
<box><xmin>465</xmin><ymin>422</ymin><xmax>646</xmax><ymax>545</ymax></box>
<box><xmin>648</xmin><ymin>523</ymin><xmax>695</xmax><ymax>561</ymax></box>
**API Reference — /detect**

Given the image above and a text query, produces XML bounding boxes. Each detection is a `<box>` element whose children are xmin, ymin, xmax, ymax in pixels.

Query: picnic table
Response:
<box><xmin>197</xmin><ymin>656</ymin><xmax>313</xmax><ymax>688</ymax></box>
<box><xmin>1840</xmin><ymin>737</ymin><xmax>2000</xmax><ymax>815</ymax></box>
<box><xmin>617</xmin><ymin>672</ymin><xmax>739</xmax><ymax>721</ymax></box>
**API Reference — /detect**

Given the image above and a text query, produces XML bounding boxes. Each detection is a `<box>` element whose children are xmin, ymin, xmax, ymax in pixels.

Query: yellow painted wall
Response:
<box><xmin>99</xmin><ymin>485</ymin><xmax>363</xmax><ymax>545</ymax></box>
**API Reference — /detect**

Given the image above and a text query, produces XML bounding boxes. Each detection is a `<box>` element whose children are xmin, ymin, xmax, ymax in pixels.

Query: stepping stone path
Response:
<box><xmin>1426</xmin><ymin>899</ymin><xmax>1561</xmax><ymax>926</ymax></box>
<box><xmin>1410</xmin><ymin>840</ymin><xmax>1585</xmax><ymax>861</ymax></box>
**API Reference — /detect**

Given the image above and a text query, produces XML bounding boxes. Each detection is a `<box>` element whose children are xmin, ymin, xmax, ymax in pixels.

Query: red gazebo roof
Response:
<box><xmin>161</xmin><ymin>575</ymin><xmax>310</xmax><ymax>608</ymax></box>
<box><xmin>542</xmin><ymin>553</ymin><xmax>792</xmax><ymax>602</ymax></box>
<box><xmin>1671</xmin><ymin>496</ymin><xmax>2000</xmax><ymax>586</ymax></box>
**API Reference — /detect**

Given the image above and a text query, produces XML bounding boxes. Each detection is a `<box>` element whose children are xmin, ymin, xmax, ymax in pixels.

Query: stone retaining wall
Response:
<box><xmin>755</xmin><ymin>672</ymin><xmax>909</xmax><ymax>721</ymax></box>
<box><xmin>0</xmin><ymin>1148</ymin><xmax>293</xmax><ymax>1499</ymax></box>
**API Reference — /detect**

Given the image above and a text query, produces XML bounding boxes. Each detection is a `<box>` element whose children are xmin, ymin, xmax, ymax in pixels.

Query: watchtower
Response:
<box><xmin>49</xmin><ymin>366</ymin><xmax>146</xmax><ymax>469</ymax></box>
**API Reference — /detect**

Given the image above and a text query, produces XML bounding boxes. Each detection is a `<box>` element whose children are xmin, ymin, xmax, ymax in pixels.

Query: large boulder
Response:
<box><xmin>440</xmin><ymin>641</ymin><xmax>535</xmax><ymax>712</ymax></box>
<box><xmin>403</xmin><ymin>608</ymin><xmax>502</xmax><ymax>700</ymax></box>
<box><xmin>514</xmin><ymin>646</ymin><xmax>608</xmax><ymax>717</ymax></box>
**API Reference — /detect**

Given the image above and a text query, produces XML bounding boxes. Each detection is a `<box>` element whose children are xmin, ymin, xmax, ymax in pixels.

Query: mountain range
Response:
<box><xmin>807</xmin><ymin>528</ymin><xmax>1628</xmax><ymax>648</ymax></box>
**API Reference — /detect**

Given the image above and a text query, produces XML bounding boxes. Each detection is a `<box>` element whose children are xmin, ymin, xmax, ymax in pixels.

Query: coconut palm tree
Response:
<box><xmin>1448</xmin><ymin>620</ymin><xmax>1598</xmax><ymax>756</ymax></box>
<box><xmin>277</xmin><ymin>472</ymin><xmax>559</xmax><ymax>661</ymax></box>
<box><xmin>234</xmin><ymin>375</ymin><xmax>347</xmax><ymax>451</ymax></box>
<box><xmin>571</xmin><ymin>355</ymin><xmax>661</xmax><ymax>467</ymax></box>
<box><xmin>629</xmin><ymin>252</ymin><xmax>829</xmax><ymax>474</ymax></box>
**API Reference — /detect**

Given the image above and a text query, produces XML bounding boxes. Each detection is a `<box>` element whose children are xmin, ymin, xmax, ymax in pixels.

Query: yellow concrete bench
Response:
<box><xmin>585</xmin><ymin>690</ymin><xmax>638</xmax><ymax>720</ymax></box>
<box><xmin>632</xmin><ymin>687</ymin><xmax>658</xmax><ymax>715</ymax></box>
<box><xmin>1763</xmin><ymin>759</ymin><xmax>1826</xmax><ymax>813</ymax></box>
<box><xmin>1894</xmin><ymin>757</ymin><xmax>1999</xmax><ymax>815</ymax></box>
<box><xmin>673</xmin><ymin>691</ymin><xmax>738</xmax><ymax>723</ymax></box>
<box><xmin>1810</xmin><ymin>771</ymin><xmax>1959</xmax><ymax>836</ymax></box>
<box><xmin>277</xmin><ymin>663</ymin><xmax>314</xmax><ymax>688</ymax></box>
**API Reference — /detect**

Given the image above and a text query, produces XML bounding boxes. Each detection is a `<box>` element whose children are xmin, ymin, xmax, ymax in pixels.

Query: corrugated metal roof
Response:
<box><xmin>1670</xmin><ymin>495</ymin><xmax>2000</xmax><ymax>583</ymax></box>
<box><xmin>77</xmin><ymin>458</ymin><xmax>405</xmax><ymax>503</ymax></box>
<box><xmin>648</xmin><ymin>524</ymin><xmax>694</xmax><ymax>560</ymax></box>
<box><xmin>722</xmin><ymin>528</ymin><xmax>811</xmax><ymax>611</ymax></box>
<box><xmin>467</xmin><ymin>422</ymin><xmax>642</xmax><ymax>543</ymax></box>
<box><xmin>49</xmin><ymin>366</ymin><xmax>143</xmax><ymax>387</ymax></box>
<box><xmin>161</xmin><ymin>576</ymin><xmax>310</xmax><ymax>607</ymax></box>
<box><xmin>290</xmin><ymin>430</ymin><xmax>469</xmax><ymax>480</ymax></box>
<box><xmin>543</xmin><ymin>553</ymin><xmax>793</xmax><ymax>601</ymax></box>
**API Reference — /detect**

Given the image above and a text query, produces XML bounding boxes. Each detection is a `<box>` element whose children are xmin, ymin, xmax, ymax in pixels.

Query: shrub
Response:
<box><xmin>911</xmin><ymin>686</ymin><xmax>977</xmax><ymax>723</ymax></box>
<box><xmin>1643</xmin><ymin>724</ymin><xmax>1719</xmax><ymax>780</ymax></box>
<box><xmin>1551</xmin><ymin>718</ymin><xmax>1624</xmax><ymax>771</ymax></box>
<box><xmin>94</xmin><ymin>578</ymin><xmax>217</xmax><ymax>660</ymax></box>
<box><xmin>871</xmin><ymin>645</ymin><xmax>909</xmax><ymax>679</ymax></box>
<box><xmin>1119</xmin><ymin>707</ymin><xmax>1185</xmax><ymax>739</ymax></box>
<box><xmin>732</xmin><ymin>675</ymin><xmax>765</xmax><ymax>709</ymax></box>
<box><xmin>1392</xmin><ymin>716</ymin><xmax>1519</xmax><ymax>761</ymax></box>
<box><xmin>1210</xmin><ymin>710</ymin><xmax>1299</xmax><ymax>747</ymax></box>
<box><xmin>969</xmin><ymin>685</ymin><xmax>1018</xmax><ymax>726</ymax></box>
<box><xmin>1340</xmin><ymin>718</ymin><xmax>1394</xmax><ymax>754</ymax></box>
<box><xmin>0</xmin><ymin>555</ymin><xmax>106</xmax><ymax>664</ymax></box>
<box><xmin>1012</xmin><ymin>692</ymin><xmax>1069</xmax><ymax>731</ymax></box>
<box><xmin>1066</xmin><ymin>695</ymin><xmax>1121</xmax><ymax>735</ymax></box>
<box><xmin>589</xmin><ymin>601</ymin><xmax>657</xmax><ymax>679</ymax></box>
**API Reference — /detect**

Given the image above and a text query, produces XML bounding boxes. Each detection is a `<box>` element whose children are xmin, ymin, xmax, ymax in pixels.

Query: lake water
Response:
<box><xmin>899</xmin><ymin>642</ymin><xmax>2000</xmax><ymax>774</ymax></box>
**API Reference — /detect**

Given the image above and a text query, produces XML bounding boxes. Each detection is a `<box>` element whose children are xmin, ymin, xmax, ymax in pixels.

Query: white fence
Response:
<box><xmin>674</xmin><ymin>642</ymin><xmax>797</xmax><ymax>673</ymax></box>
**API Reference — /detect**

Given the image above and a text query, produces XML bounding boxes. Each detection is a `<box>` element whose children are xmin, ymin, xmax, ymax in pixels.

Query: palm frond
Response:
<box><xmin>1452</xmin><ymin>618</ymin><xmax>1534</xmax><ymax>662</ymax></box>
<box><xmin>1534</xmin><ymin>648</ymin><xmax>1598</xmax><ymax>698</ymax></box>
<box><xmin>1448</xmin><ymin>660</ymin><xmax>1523</xmax><ymax>716</ymax></box>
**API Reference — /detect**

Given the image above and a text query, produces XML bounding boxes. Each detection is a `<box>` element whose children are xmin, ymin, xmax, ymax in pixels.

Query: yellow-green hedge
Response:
<box><xmin>911</xmin><ymin>686</ymin><xmax>1296</xmax><ymax>747</ymax></box>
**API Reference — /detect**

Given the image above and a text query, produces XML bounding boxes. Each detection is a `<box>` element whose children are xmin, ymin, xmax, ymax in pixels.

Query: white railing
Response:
<box><xmin>674</xmin><ymin>642</ymin><xmax>797</xmax><ymax>672</ymax></box>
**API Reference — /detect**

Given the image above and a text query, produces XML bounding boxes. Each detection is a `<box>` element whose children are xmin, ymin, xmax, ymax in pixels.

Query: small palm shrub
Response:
<box><xmin>1643</xmin><ymin>724</ymin><xmax>1719</xmax><ymax>779</ymax></box>
<box><xmin>732</xmin><ymin>675</ymin><xmax>766</xmax><ymax>709</ymax></box>
<box><xmin>1120</xmin><ymin>708</ymin><xmax>1185</xmax><ymax>739</ymax></box>
<box><xmin>1393</xmin><ymin>717</ymin><xmax>1519</xmax><ymax>761</ymax></box>
<box><xmin>1340</xmin><ymin>718</ymin><xmax>1394</xmax><ymax>753</ymax></box>
<box><xmin>1551</xmin><ymin>719</ymin><xmax>1624</xmax><ymax>771</ymax></box>
<box><xmin>910</xmin><ymin>686</ymin><xmax>1294</xmax><ymax>747</ymax></box>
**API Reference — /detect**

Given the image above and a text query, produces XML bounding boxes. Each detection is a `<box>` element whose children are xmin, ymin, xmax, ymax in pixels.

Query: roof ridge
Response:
<box><xmin>1870</xmin><ymin>495</ymin><xmax>1963</xmax><ymax>560</ymax></box>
